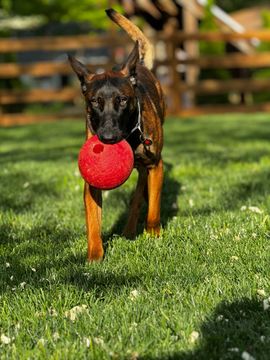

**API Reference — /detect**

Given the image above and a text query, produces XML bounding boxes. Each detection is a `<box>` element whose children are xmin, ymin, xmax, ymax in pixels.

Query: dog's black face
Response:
<box><xmin>85</xmin><ymin>75</ymin><xmax>137</xmax><ymax>143</ymax></box>
<box><xmin>68</xmin><ymin>42</ymin><xmax>140</xmax><ymax>144</ymax></box>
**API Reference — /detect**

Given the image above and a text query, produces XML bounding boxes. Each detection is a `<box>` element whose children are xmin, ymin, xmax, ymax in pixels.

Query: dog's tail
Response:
<box><xmin>105</xmin><ymin>8</ymin><xmax>154</xmax><ymax>70</ymax></box>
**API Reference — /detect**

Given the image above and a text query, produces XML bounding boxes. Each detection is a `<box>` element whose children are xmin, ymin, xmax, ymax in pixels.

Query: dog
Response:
<box><xmin>68</xmin><ymin>9</ymin><xmax>165</xmax><ymax>261</ymax></box>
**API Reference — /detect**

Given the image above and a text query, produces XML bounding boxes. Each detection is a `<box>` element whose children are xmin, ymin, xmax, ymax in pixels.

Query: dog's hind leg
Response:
<box><xmin>84</xmin><ymin>183</ymin><xmax>104</xmax><ymax>261</ymax></box>
<box><xmin>123</xmin><ymin>166</ymin><xmax>148</xmax><ymax>239</ymax></box>
<box><xmin>146</xmin><ymin>158</ymin><xmax>164</xmax><ymax>236</ymax></box>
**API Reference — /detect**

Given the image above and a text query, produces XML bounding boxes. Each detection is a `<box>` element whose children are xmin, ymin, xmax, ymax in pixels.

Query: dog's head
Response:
<box><xmin>68</xmin><ymin>42</ymin><xmax>140</xmax><ymax>144</ymax></box>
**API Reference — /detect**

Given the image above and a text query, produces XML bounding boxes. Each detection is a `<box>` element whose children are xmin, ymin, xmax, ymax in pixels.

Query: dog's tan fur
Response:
<box><xmin>106</xmin><ymin>9</ymin><xmax>154</xmax><ymax>70</ymax></box>
<box><xmin>69</xmin><ymin>9</ymin><xmax>165</xmax><ymax>261</ymax></box>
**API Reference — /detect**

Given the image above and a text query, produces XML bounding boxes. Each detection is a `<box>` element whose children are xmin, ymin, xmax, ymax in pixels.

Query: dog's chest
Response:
<box><xmin>133</xmin><ymin>143</ymin><xmax>158</xmax><ymax>167</ymax></box>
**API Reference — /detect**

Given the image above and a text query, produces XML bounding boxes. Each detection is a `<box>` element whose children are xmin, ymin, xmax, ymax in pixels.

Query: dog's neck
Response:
<box><xmin>127</xmin><ymin>97</ymin><xmax>152</xmax><ymax>147</ymax></box>
<box><xmin>127</xmin><ymin>98</ymin><xmax>142</xmax><ymax>138</ymax></box>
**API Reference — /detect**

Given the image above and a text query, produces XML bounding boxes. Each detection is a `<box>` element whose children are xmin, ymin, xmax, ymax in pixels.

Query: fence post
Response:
<box><xmin>166</xmin><ymin>35</ymin><xmax>182</xmax><ymax>115</ymax></box>
<box><xmin>182</xmin><ymin>7</ymin><xmax>199</xmax><ymax>108</ymax></box>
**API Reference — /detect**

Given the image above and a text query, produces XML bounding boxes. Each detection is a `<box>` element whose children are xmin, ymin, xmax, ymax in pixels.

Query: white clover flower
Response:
<box><xmin>189</xmin><ymin>331</ymin><xmax>199</xmax><ymax>343</ymax></box>
<box><xmin>263</xmin><ymin>298</ymin><xmax>270</xmax><ymax>311</ymax></box>
<box><xmin>37</xmin><ymin>338</ymin><xmax>46</xmax><ymax>346</ymax></box>
<box><xmin>241</xmin><ymin>351</ymin><xmax>255</xmax><ymax>360</ymax></box>
<box><xmin>1</xmin><ymin>334</ymin><xmax>11</xmax><ymax>345</ymax></box>
<box><xmin>189</xmin><ymin>199</ymin><xmax>194</xmax><ymax>207</ymax></box>
<box><xmin>129</xmin><ymin>290</ymin><xmax>140</xmax><ymax>300</ymax></box>
<box><xmin>257</xmin><ymin>289</ymin><xmax>266</xmax><ymax>297</ymax></box>
<box><xmin>93</xmin><ymin>337</ymin><xmax>105</xmax><ymax>346</ymax></box>
<box><xmin>20</xmin><ymin>282</ymin><xmax>27</xmax><ymax>289</ymax></box>
<box><xmin>83</xmin><ymin>337</ymin><xmax>91</xmax><ymax>348</ymax></box>
<box><xmin>53</xmin><ymin>332</ymin><xmax>60</xmax><ymax>341</ymax></box>
<box><xmin>64</xmin><ymin>305</ymin><xmax>88</xmax><ymax>321</ymax></box>
<box><xmin>48</xmin><ymin>308</ymin><xmax>58</xmax><ymax>317</ymax></box>
<box><xmin>260</xmin><ymin>335</ymin><xmax>266</xmax><ymax>343</ymax></box>
<box><xmin>216</xmin><ymin>314</ymin><xmax>224</xmax><ymax>321</ymax></box>
<box><xmin>241</xmin><ymin>206</ymin><xmax>262</xmax><ymax>214</ymax></box>
<box><xmin>248</xmin><ymin>206</ymin><xmax>262</xmax><ymax>214</ymax></box>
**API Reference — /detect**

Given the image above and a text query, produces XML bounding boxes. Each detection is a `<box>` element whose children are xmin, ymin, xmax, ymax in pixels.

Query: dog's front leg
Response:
<box><xmin>123</xmin><ymin>167</ymin><xmax>148</xmax><ymax>239</ymax></box>
<box><xmin>84</xmin><ymin>182</ymin><xmax>103</xmax><ymax>261</ymax></box>
<box><xmin>146</xmin><ymin>158</ymin><xmax>164</xmax><ymax>236</ymax></box>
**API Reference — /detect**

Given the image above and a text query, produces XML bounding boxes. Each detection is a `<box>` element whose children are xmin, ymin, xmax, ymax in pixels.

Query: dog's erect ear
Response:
<box><xmin>120</xmin><ymin>41</ymin><xmax>140</xmax><ymax>78</ymax></box>
<box><xmin>68</xmin><ymin>54</ymin><xmax>93</xmax><ymax>85</ymax></box>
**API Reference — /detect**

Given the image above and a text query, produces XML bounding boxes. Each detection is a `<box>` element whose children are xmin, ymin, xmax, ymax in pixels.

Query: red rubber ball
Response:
<box><xmin>78</xmin><ymin>135</ymin><xmax>134</xmax><ymax>190</ymax></box>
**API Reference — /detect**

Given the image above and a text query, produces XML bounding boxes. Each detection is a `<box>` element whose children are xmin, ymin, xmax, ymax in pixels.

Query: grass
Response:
<box><xmin>1</xmin><ymin>113</ymin><xmax>270</xmax><ymax>359</ymax></box>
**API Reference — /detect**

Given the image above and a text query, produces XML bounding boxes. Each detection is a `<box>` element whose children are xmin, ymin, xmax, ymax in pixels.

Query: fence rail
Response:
<box><xmin>0</xmin><ymin>34</ymin><xmax>129</xmax><ymax>52</ymax></box>
<box><xmin>160</xmin><ymin>29</ymin><xmax>270</xmax><ymax>42</ymax></box>
<box><xmin>1</xmin><ymin>30</ymin><xmax>270</xmax><ymax>125</ymax></box>
<box><xmin>157</xmin><ymin>29</ymin><xmax>270</xmax><ymax>117</ymax></box>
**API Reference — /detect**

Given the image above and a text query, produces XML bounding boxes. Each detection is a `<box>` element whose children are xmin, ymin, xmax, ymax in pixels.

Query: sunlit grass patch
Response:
<box><xmin>1</xmin><ymin>114</ymin><xmax>270</xmax><ymax>359</ymax></box>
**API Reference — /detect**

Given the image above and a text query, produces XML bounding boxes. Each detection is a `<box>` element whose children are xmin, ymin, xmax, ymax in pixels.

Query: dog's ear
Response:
<box><xmin>68</xmin><ymin>55</ymin><xmax>93</xmax><ymax>91</ymax></box>
<box><xmin>120</xmin><ymin>41</ymin><xmax>140</xmax><ymax>77</ymax></box>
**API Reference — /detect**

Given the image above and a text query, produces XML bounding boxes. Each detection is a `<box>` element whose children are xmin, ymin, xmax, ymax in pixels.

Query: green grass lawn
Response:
<box><xmin>1</xmin><ymin>113</ymin><xmax>270</xmax><ymax>359</ymax></box>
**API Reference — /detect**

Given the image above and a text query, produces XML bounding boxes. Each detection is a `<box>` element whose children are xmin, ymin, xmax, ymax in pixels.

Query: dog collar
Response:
<box><xmin>128</xmin><ymin>99</ymin><xmax>152</xmax><ymax>146</ymax></box>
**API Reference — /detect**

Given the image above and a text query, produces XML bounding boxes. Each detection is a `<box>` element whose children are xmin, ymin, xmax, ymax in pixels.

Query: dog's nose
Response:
<box><xmin>99</xmin><ymin>132</ymin><xmax>118</xmax><ymax>144</ymax></box>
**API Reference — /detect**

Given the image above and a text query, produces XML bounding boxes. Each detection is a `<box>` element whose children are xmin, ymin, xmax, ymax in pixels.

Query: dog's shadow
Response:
<box><xmin>103</xmin><ymin>161</ymin><xmax>180</xmax><ymax>247</ymax></box>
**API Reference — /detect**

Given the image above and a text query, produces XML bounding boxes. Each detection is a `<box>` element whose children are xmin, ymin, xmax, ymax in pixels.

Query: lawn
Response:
<box><xmin>1</xmin><ymin>113</ymin><xmax>270</xmax><ymax>359</ymax></box>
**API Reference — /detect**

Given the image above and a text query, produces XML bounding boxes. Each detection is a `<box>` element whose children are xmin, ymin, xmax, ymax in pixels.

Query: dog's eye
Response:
<box><xmin>119</xmin><ymin>96</ymin><xmax>128</xmax><ymax>106</ymax></box>
<box><xmin>90</xmin><ymin>97</ymin><xmax>99</xmax><ymax>107</ymax></box>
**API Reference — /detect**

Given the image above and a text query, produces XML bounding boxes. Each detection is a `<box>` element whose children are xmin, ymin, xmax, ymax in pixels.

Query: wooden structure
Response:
<box><xmin>2</xmin><ymin>30</ymin><xmax>270</xmax><ymax>125</ymax></box>
<box><xmin>157</xmin><ymin>30</ymin><xmax>270</xmax><ymax>116</ymax></box>
<box><xmin>2</xmin><ymin>1</ymin><xmax>270</xmax><ymax>125</ymax></box>
<box><xmin>0</xmin><ymin>33</ymin><xmax>132</xmax><ymax>126</ymax></box>
<box><xmin>231</xmin><ymin>6</ymin><xmax>270</xmax><ymax>30</ymax></box>
<box><xmin>120</xmin><ymin>0</ymin><xmax>265</xmax><ymax>109</ymax></box>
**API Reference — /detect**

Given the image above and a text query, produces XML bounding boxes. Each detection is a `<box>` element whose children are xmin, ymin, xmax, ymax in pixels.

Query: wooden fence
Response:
<box><xmin>159</xmin><ymin>30</ymin><xmax>270</xmax><ymax>116</ymax></box>
<box><xmin>1</xmin><ymin>29</ymin><xmax>270</xmax><ymax>125</ymax></box>
<box><xmin>0</xmin><ymin>33</ymin><xmax>132</xmax><ymax>126</ymax></box>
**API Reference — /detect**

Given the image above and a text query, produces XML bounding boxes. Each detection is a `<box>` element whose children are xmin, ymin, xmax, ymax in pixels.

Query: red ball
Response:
<box><xmin>78</xmin><ymin>135</ymin><xmax>134</xmax><ymax>190</ymax></box>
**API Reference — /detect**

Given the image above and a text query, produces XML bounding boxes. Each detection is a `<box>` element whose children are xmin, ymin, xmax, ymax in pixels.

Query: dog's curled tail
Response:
<box><xmin>106</xmin><ymin>8</ymin><xmax>154</xmax><ymax>70</ymax></box>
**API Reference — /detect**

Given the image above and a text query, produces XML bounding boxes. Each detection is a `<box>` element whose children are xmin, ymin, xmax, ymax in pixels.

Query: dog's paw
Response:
<box><xmin>122</xmin><ymin>226</ymin><xmax>137</xmax><ymax>240</ymax></box>
<box><xmin>87</xmin><ymin>245</ymin><xmax>104</xmax><ymax>262</ymax></box>
<box><xmin>122</xmin><ymin>232</ymin><xmax>136</xmax><ymax>241</ymax></box>
<box><xmin>146</xmin><ymin>223</ymin><xmax>161</xmax><ymax>237</ymax></box>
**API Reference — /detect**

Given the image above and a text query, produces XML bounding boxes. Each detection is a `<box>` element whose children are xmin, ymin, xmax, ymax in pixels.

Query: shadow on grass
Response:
<box><xmin>3</xmin><ymin>117</ymin><xmax>270</xmax><ymax>296</ymax></box>
<box><xmin>0</xmin><ymin>220</ymin><xmax>78</xmax><ymax>291</ymax></box>
<box><xmin>142</xmin><ymin>297</ymin><xmax>270</xmax><ymax>359</ymax></box>
<box><xmin>0</xmin><ymin>145</ymin><xmax>81</xmax><ymax>164</ymax></box>
<box><xmin>221</xmin><ymin>168</ymin><xmax>270</xmax><ymax>209</ymax></box>
<box><xmin>0</xmin><ymin>171</ymin><xmax>59</xmax><ymax>213</ymax></box>
<box><xmin>180</xmin><ymin>167</ymin><xmax>270</xmax><ymax>218</ymax></box>
<box><xmin>66</xmin><ymin>268</ymin><xmax>142</xmax><ymax>295</ymax></box>
<box><xmin>0</xmin><ymin>220</ymin><xmax>142</xmax><ymax>296</ymax></box>
<box><xmin>103</xmin><ymin>161</ymin><xmax>180</xmax><ymax>244</ymax></box>
<box><xmin>165</xmin><ymin>117</ymin><xmax>270</xmax><ymax>165</ymax></box>
<box><xmin>166</xmin><ymin>117</ymin><xmax>270</xmax><ymax>143</ymax></box>
<box><xmin>1</xmin><ymin>121</ymin><xmax>179</xmax><ymax>295</ymax></box>
<box><xmin>0</xmin><ymin>120</ymin><xmax>84</xmax><ymax>164</ymax></box>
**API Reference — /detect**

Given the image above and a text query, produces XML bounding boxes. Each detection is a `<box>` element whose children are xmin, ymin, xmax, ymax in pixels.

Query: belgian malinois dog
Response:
<box><xmin>68</xmin><ymin>9</ymin><xmax>165</xmax><ymax>261</ymax></box>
